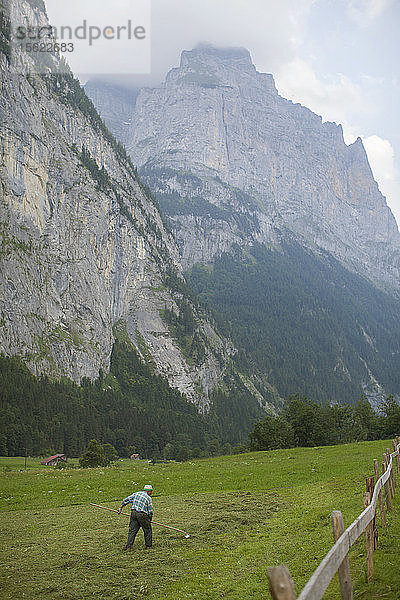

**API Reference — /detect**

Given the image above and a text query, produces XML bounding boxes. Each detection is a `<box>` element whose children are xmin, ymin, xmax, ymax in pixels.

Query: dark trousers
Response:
<box><xmin>126</xmin><ymin>510</ymin><xmax>152</xmax><ymax>548</ymax></box>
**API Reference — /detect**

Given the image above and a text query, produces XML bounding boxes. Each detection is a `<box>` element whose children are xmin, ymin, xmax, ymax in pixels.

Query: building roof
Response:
<box><xmin>41</xmin><ymin>453</ymin><xmax>66</xmax><ymax>464</ymax></box>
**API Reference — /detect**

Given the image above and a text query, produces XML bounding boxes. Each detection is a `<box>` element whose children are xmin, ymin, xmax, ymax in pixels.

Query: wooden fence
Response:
<box><xmin>268</xmin><ymin>437</ymin><xmax>400</xmax><ymax>600</ymax></box>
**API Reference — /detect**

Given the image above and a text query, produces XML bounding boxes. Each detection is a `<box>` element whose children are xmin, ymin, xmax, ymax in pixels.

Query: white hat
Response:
<box><xmin>144</xmin><ymin>484</ymin><xmax>153</xmax><ymax>491</ymax></box>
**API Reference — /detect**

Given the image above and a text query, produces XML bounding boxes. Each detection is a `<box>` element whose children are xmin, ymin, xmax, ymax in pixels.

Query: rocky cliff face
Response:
<box><xmin>85</xmin><ymin>44</ymin><xmax>400</xmax><ymax>404</ymax></box>
<box><xmin>118</xmin><ymin>45</ymin><xmax>400</xmax><ymax>290</ymax></box>
<box><xmin>84</xmin><ymin>80</ymin><xmax>138</xmax><ymax>149</ymax></box>
<box><xmin>0</xmin><ymin>4</ymin><xmax>238</xmax><ymax>409</ymax></box>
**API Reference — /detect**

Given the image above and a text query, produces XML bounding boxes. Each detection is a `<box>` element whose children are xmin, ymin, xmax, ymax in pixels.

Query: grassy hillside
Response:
<box><xmin>0</xmin><ymin>440</ymin><xmax>399</xmax><ymax>599</ymax></box>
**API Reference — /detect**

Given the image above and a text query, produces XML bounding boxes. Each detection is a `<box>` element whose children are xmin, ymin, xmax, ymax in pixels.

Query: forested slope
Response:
<box><xmin>189</xmin><ymin>242</ymin><xmax>400</xmax><ymax>403</ymax></box>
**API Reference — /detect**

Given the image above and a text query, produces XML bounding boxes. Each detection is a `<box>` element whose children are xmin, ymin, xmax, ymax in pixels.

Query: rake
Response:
<box><xmin>90</xmin><ymin>503</ymin><xmax>191</xmax><ymax>538</ymax></box>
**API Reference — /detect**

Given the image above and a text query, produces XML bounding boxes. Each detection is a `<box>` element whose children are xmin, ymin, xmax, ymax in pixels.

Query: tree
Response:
<box><xmin>79</xmin><ymin>439</ymin><xmax>106</xmax><ymax>468</ymax></box>
<box><xmin>379</xmin><ymin>396</ymin><xmax>400</xmax><ymax>437</ymax></box>
<box><xmin>283</xmin><ymin>395</ymin><xmax>326</xmax><ymax>447</ymax></box>
<box><xmin>249</xmin><ymin>415</ymin><xmax>295</xmax><ymax>451</ymax></box>
<box><xmin>206</xmin><ymin>438</ymin><xmax>221</xmax><ymax>456</ymax></box>
<box><xmin>175</xmin><ymin>444</ymin><xmax>191</xmax><ymax>462</ymax></box>
<box><xmin>351</xmin><ymin>398</ymin><xmax>379</xmax><ymax>441</ymax></box>
<box><xmin>103</xmin><ymin>443</ymin><xmax>118</xmax><ymax>465</ymax></box>
<box><xmin>322</xmin><ymin>403</ymin><xmax>354</xmax><ymax>445</ymax></box>
<box><xmin>162</xmin><ymin>443</ymin><xmax>174</xmax><ymax>460</ymax></box>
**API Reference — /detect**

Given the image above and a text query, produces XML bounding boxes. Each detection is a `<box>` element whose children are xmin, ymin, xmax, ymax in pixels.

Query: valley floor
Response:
<box><xmin>0</xmin><ymin>442</ymin><xmax>399</xmax><ymax>599</ymax></box>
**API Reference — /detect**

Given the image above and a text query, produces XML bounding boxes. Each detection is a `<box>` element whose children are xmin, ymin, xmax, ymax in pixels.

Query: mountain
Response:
<box><xmin>83</xmin><ymin>80</ymin><xmax>139</xmax><ymax>149</ymax></box>
<box><xmin>1</xmin><ymin>0</ymin><xmax>399</xmax><ymax>443</ymax></box>
<box><xmin>131</xmin><ymin>46</ymin><xmax>400</xmax><ymax>286</ymax></box>
<box><xmin>86</xmin><ymin>44</ymin><xmax>400</xmax><ymax>404</ymax></box>
<box><xmin>0</xmin><ymin>2</ymin><xmax>272</xmax><ymax>422</ymax></box>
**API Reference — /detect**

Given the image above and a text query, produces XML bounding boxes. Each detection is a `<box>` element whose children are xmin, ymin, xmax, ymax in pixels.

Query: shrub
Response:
<box><xmin>79</xmin><ymin>439</ymin><xmax>106</xmax><ymax>468</ymax></box>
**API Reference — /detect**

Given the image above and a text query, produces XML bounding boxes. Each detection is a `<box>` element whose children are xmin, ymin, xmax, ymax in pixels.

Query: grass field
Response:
<box><xmin>0</xmin><ymin>440</ymin><xmax>399</xmax><ymax>599</ymax></box>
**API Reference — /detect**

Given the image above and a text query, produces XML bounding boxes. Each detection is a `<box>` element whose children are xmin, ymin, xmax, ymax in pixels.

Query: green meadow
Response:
<box><xmin>0</xmin><ymin>440</ymin><xmax>399</xmax><ymax>600</ymax></box>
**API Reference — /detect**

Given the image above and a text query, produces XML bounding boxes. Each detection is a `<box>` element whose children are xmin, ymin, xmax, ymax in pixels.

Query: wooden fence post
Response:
<box><xmin>363</xmin><ymin>492</ymin><xmax>374</xmax><ymax>582</ymax></box>
<box><xmin>388</xmin><ymin>452</ymin><xmax>394</xmax><ymax>503</ymax></box>
<box><xmin>374</xmin><ymin>459</ymin><xmax>386</xmax><ymax>528</ymax></box>
<box><xmin>392</xmin><ymin>440</ymin><xmax>398</xmax><ymax>479</ymax></box>
<box><xmin>366</xmin><ymin>477</ymin><xmax>378</xmax><ymax>550</ymax></box>
<box><xmin>383</xmin><ymin>457</ymin><xmax>393</xmax><ymax>511</ymax></box>
<box><xmin>268</xmin><ymin>565</ymin><xmax>297</xmax><ymax>600</ymax></box>
<box><xmin>331</xmin><ymin>511</ymin><xmax>353</xmax><ymax>600</ymax></box>
<box><xmin>386</xmin><ymin>448</ymin><xmax>395</xmax><ymax>500</ymax></box>
<box><xmin>395</xmin><ymin>439</ymin><xmax>400</xmax><ymax>474</ymax></box>
<box><xmin>387</xmin><ymin>448</ymin><xmax>396</xmax><ymax>490</ymax></box>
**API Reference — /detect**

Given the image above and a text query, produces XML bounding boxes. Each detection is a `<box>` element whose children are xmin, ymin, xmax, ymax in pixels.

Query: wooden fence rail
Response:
<box><xmin>268</xmin><ymin>437</ymin><xmax>400</xmax><ymax>600</ymax></box>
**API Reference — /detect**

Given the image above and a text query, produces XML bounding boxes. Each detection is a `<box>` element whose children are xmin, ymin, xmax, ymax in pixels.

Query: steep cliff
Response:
<box><xmin>0</xmin><ymin>4</ymin><xmax>249</xmax><ymax>410</ymax></box>
<box><xmin>105</xmin><ymin>45</ymin><xmax>400</xmax><ymax>290</ymax></box>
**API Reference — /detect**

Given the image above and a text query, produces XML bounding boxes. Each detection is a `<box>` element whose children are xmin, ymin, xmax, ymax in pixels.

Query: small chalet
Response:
<box><xmin>130</xmin><ymin>453</ymin><xmax>140</xmax><ymax>460</ymax></box>
<box><xmin>41</xmin><ymin>453</ymin><xmax>67</xmax><ymax>466</ymax></box>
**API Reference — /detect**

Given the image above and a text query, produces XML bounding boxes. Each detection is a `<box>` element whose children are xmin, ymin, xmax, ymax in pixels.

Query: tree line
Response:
<box><xmin>249</xmin><ymin>394</ymin><xmax>400</xmax><ymax>451</ymax></box>
<box><xmin>0</xmin><ymin>345</ymin><xmax>208</xmax><ymax>459</ymax></box>
<box><xmin>2</xmin><ymin>346</ymin><xmax>398</xmax><ymax>462</ymax></box>
<box><xmin>0</xmin><ymin>339</ymin><xmax>262</xmax><ymax>459</ymax></box>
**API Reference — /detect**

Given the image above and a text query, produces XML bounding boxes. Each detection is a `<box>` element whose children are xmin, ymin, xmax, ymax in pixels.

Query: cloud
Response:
<box><xmin>274</xmin><ymin>58</ymin><xmax>367</xmax><ymax>124</ymax></box>
<box><xmin>46</xmin><ymin>0</ymin><xmax>316</xmax><ymax>84</ymax></box>
<box><xmin>364</xmin><ymin>135</ymin><xmax>396</xmax><ymax>181</ymax></box>
<box><xmin>149</xmin><ymin>0</ymin><xmax>315</xmax><ymax>83</ymax></box>
<box><xmin>360</xmin><ymin>74</ymin><xmax>385</xmax><ymax>86</ymax></box>
<box><xmin>345</xmin><ymin>0</ymin><xmax>394</xmax><ymax>27</ymax></box>
<box><xmin>363</xmin><ymin>135</ymin><xmax>400</xmax><ymax>223</ymax></box>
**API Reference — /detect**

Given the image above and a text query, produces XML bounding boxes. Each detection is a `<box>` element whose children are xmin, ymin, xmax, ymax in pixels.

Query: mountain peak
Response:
<box><xmin>165</xmin><ymin>44</ymin><xmax>277</xmax><ymax>93</ymax></box>
<box><xmin>181</xmin><ymin>44</ymin><xmax>253</xmax><ymax>65</ymax></box>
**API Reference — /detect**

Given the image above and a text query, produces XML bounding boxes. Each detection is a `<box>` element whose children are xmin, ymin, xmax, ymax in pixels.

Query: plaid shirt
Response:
<box><xmin>121</xmin><ymin>491</ymin><xmax>153</xmax><ymax>517</ymax></box>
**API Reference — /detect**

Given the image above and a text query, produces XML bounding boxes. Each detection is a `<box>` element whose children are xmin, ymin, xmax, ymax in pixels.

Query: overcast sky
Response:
<box><xmin>46</xmin><ymin>0</ymin><xmax>400</xmax><ymax>225</ymax></box>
